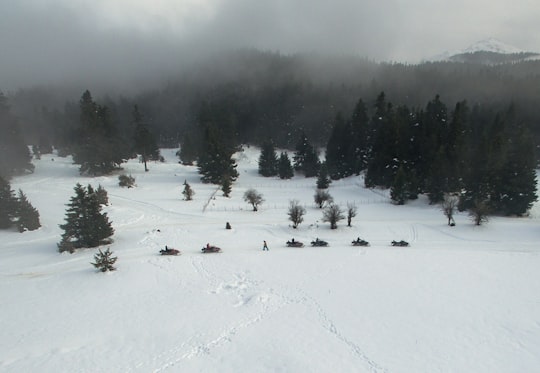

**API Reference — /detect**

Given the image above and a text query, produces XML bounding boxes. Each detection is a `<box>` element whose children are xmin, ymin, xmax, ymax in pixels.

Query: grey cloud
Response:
<box><xmin>0</xmin><ymin>0</ymin><xmax>538</xmax><ymax>92</ymax></box>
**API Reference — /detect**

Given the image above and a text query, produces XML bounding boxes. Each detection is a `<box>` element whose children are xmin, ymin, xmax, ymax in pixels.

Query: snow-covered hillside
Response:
<box><xmin>461</xmin><ymin>38</ymin><xmax>525</xmax><ymax>55</ymax></box>
<box><xmin>1</xmin><ymin>148</ymin><xmax>539</xmax><ymax>372</ymax></box>
<box><xmin>428</xmin><ymin>37</ymin><xmax>539</xmax><ymax>63</ymax></box>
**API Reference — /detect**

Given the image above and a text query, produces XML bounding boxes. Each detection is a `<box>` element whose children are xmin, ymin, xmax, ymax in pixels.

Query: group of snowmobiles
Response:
<box><xmin>159</xmin><ymin>237</ymin><xmax>410</xmax><ymax>256</ymax></box>
<box><xmin>159</xmin><ymin>244</ymin><xmax>222</xmax><ymax>256</ymax></box>
<box><xmin>285</xmin><ymin>237</ymin><xmax>410</xmax><ymax>248</ymax></box>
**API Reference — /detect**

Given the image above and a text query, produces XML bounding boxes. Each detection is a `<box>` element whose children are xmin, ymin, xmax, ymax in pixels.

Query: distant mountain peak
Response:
<box><xmin>427</xmin><ymin>38</ymin><xmax>539</xmax><ymax>64</ymax></box>
<box><xmin>462</xmin><ymin>37</ymin><xmax>525</xmax><ymax>54</ymax></box>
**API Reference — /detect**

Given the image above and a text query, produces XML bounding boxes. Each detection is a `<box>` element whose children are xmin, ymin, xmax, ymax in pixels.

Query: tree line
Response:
<box><xmin>256</xmin><ymin>92</ymin><xmax>537</xmax><ymax>217</ymax></box>
<box><xmin>1</xmin><ymin>86</ymin><xmax>537</xmax><ymax>220</ymax></box>
<box><xmin>7</xmin><ymin>50</ymin><xmax>540</xmax><ymax>158</ymax></box>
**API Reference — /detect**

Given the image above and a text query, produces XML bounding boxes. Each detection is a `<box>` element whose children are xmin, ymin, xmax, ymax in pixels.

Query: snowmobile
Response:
<box><xmin>351</xmin><ymin>238</ymin><xmax>370</xmax><ymax>247</ymax></box>
<box><xmin>202</xmin><ymin>245</ymin><xmax>222</xmax><ymax>253</ymax></box>
<box><xmin>310</xmin><ymin>238</ymin><xmax>328</xmax><ymax>247</ymax></box>
<box><xmin>286</xmin><ymin>239</ymin><xmax>304</xmax><ymax>248</ymax></box>
<box><xmin>160</xmin><ymin>247</ymin><xmax>180</xmax><ymax>255</ymax></box>
<box><xmin>391</xmin><ymin>240</ymin><xmax>409</xmax><ymax>247</ymax></box>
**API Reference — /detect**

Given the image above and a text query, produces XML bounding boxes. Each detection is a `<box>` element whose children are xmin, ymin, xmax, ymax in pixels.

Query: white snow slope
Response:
<box><xmin>1</xmin><ymin>148</ymin><xmax>539</xmax><ymax>373</ymax></box>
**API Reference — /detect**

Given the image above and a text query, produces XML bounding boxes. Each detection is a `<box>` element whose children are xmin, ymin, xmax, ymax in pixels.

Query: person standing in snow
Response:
<box><xmin>263</xmin><ymin>240</ymin><xmax>269</xmax><ymax>251</ymax></box>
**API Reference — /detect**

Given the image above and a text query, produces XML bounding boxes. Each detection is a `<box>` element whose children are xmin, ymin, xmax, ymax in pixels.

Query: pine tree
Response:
<box><xmin>258</xmin><ymin>140</ymin><xmax>278</xmax><ymax>177</ymax></box>
<box><xmin>350</xmin><ymin>98</ymin><xmax>370</xmax><ymax>174</ymax></box>
<box><xmin>221</xmin><ymin>175</ymin><xmax>232</xmax><ymax>197</ymax></box>
<box><xmin>94</xmin><ymin>184</ymin><xmax>109</xmax><ymax>206</ymax></box>
<box><xmin>92</xmin><ymin>248</ymin><xmax>117</xmax><ymax>272</ymax></box>
<box><xmin>182</xmin><ymin>180</ymin><xmax>194</xmax><ymax>200</ymax></box>
<box><xmin>197</xmin><ymin>126</ymin><xmax>239</xmax><ymax>184</ymax></box>
<box><xmin>365</xmin><ymin>92</ymin><xmax>397</xmax><ymax>188</ymax></box>
<box><xmin>425</xmin><ymin>148</ymin><xmax>447</xmax><ymax>204</ymax></box>
<box><xmin>118</xmin><ymin>174</ymin><xmax>136</xmax><ymax>188</ymax></box>
<box><xmin>325</xmin><ymin>113</ymin><xmax>354</xmax><ymax>179</ymax></box>
<box><xmin>0</xmin><ymin>92</ymin><xmax>34</xmax><ymax>179</ymax></box>
<box><xmin>293</xmin><ymin>132</ymin><xmax>319</xmax><ymax>177</ymax></box>
<box><xmin>303</xmin><ymin>146</ymin><xmax>320</xmax><ymax>178</ymax></box>
<box><xmin>178</xmin><ymin>133</ymin><xmax>198</xmax><ymax>165</ymax></box>
<box><xmin>459</xmin><ymin>105</ymin><xmax>492</xmax><ymax>211</ymax></box>
<box><xmin>316</xmin><ymin>162</ymin><xmax>331</xmax><ymax>189</ymax></box>
<box><xmin>0</xmin><ymin>176</ymin><xmax>17</xmax><ymax>229</ymax></box>
<box><xmin>278</xmin><ymin>152</ymin><xmax>294</xmax><ymax>179</ymax></box>
<box><xmin>15</xmin><ymin>189</ymin><xmax>41</xmax><ymax>232</ymax></box>
<box><xmin>72</xmin><ymin>90</ymin><xmax>129</xmax><ymax>176</ymax></box>
<box><xmin>58</xmin><ymin>184</ymin><xmax>114</xmax><ymax>253</ymax></box>
<box><xmin>390</xmin><ymin>165</ymin><xmax>408</xmax><ymax>205</ymax></box>
<box><xmin>495</xmin><ymin>124</ymin><xmax>538</xmax><ymax>215</ymax></box>
<box><xmin>132</xmin><ymin>105</ymin><xmax>160</xmax><ymax>172</ymax></box>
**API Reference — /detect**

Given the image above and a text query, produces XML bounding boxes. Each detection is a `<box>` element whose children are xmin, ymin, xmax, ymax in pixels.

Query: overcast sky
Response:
<box><xmin>1</xmin><ymin>0</ymin><xmax>539</xmax><ymax>91</ymax></box>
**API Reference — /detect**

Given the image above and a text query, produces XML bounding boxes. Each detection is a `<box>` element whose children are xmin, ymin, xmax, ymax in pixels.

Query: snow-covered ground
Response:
<box><xmin>1</xmin><ymin>147</ymin><xmax>539</xmax><ymax>373</ymax></box>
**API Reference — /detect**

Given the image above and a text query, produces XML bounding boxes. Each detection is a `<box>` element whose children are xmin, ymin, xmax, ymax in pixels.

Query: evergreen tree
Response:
<box><xmin>495</xmin><ymin>123</ymin><xmax>538</xmax><ymax>215</ymax></box>
<box><xmin>445</xmin><ymin>101</ymin><xmax>469</xmax><ymax>192</ymax></box>
<box><xmin>132</xmin><ymin>105</ymin><xmax>161</xmax><ymax>172</ymax></box>
<box><xmin>293</xmin><ymin>132</ymin><xmax>319</xmax><ymax>177</ymax></box>
<box><xmin>303</xmin><ymin>148</ymin><xmax>320</xmax><ymax>178</ymax></box>
<box><xmin>349</xmin><ymin>98</ymin><xmax>370</xmax><ymax>174</ymax></box>
<box><xmin>425</xmin><ymin>148</ymin><xmax>447</xmax><ymax>204</ymax></box>
<box><xmin>92</xmin><ymin>248</ymin><xmax>117</xmax><ymax>272</ymax></box>
<box><xmin>72</xmin><ymin>90</ymin><xmax>129</xmax><ymax>176</ymax></box>
<box><xmin>15</xmin><ymin>189</ymin><xmax>41</xmax><ymax>232</ymax></box>
<box><xmin>390</xmin><ymin>165</ymin><xmax>408</xmax><ymax>205</ymax></box>
<box><xmin>459</xmin><ymin>105</ymin><xmax>492</xmax><ymax>211</ymax></box>
<box><xmin>365</xmin><ymin>92</ymin><xmax>397</xmax><ymax>188</ymax></box>
<box><xmin>221</xmin><ymin>175</ymin><xmax>232</xmax><ymax>197</ymax></box>
<box><xmin>58</xmin><ymin>183</ymin><xmax>114</xmax><ymax>253</ymax></box>
<box><xmin>278</xmin><ymin>152</ymin><xmax>294</xmax><ymax>179</ymax></box>
<box><xmin>325</xmin><ymin>113</ymin><xmax>354</xmax><ymax>179</ymax></box>
<box><xmin>94</xmin><ymin>184</ymin><xmax>109</xmax><ymax>206</ymax></box>
<box><xmin>197</xmin><ymin>125</ymin><xmax>239</xmax><ymax>184</ymax></box>
<box><xmin>316</xmin><ymin>162</ymin><xmax>331</xmax><ymax>189</ymax></box>
<box><xmin>0</xmin><ymin>92</ymin><xmax>34</xmax><ymax>179</ymax></box>
<box><xmin>258</xmin><ymin>140</ymin><xmax>279</xmax><ymax>177</ymax></box>
<box><xmin>0</xmin><ymin>176</ymin><xmax>17</xmax><ymax>229</ymax></box>
<box><xmin>118</xmin><ymin>174</ymin><xmax>136</xmax><ymax>188</ymax></box>
<box><xmin>178</xmin><ymin>133</ymin><xmax>198</xmax><ymax>165</ymax></box>
<box><xmin>422</xmin><ymin>95</ymin><xmax>450</xmax><ymax>199</ymax></box>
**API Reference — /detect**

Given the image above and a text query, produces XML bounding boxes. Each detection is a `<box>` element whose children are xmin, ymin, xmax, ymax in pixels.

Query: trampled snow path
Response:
<box><xmin>144</xmin><ymin>254</ymin><xmax>387</xmax><ymax>373</ymax></box>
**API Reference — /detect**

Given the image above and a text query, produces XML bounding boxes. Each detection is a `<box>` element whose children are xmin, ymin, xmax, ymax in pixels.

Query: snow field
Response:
<box><xmin>1</xmin><ymin>147</ymin><xmax>539</xmax><ymax>372</ymax></box>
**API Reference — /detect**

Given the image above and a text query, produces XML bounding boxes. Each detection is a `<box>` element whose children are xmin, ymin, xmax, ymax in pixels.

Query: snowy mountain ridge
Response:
<box><xmin>428</xmin><ymin>37</ymin><xmax>539</xmax><ymax>63</ymax></box>
<box><xmin>461</xmin><ymin>37</ymin><xmax>526</xmax><ymax>54</ymax></box>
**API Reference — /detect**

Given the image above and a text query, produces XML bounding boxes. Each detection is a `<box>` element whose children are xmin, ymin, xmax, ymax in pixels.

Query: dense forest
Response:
<box><xmin>0</xmin><ymin>49</ymin><xmax>538</xmax><ymax>216</ymax></box>
<box><xmin>5</xmin><ymin>50</ymin><xmax>540</xmax><ymax>149</ymax></box>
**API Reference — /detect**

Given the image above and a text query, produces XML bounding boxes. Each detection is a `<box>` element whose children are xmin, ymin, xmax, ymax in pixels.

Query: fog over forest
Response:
<box><xmin>1</xmin><ymin>1</ymin><xmax>540</xmax><ymax>162</ymax></box>
<box><xmin>1</xmin><ymin>0</ymin><xmax>539</xmax><ymax>92</ymax></box>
